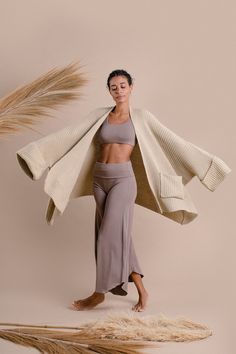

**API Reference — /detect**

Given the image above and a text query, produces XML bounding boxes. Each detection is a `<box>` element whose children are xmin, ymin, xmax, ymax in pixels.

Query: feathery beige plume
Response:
<box><xmin>0</xmin><ymin>311</ymin><xmax>213</xmax><ymax>353</ymax></box>
<box><xmin>0</xmin><ymin>60</ymin><xmax>88</xmax><ymax>138</ymax></box>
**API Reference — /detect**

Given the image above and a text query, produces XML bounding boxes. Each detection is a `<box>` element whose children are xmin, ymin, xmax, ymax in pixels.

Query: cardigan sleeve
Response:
<box><xmin>16</xmin><ymin>108</ymin><xmax>99</xmax><ymax>180</ymax></box>
<box><xmin>180</xmin><ymin>141</ymin><xmax>232</xmax><ymax>191</ymax></box>
<box><xmin>146</xmin><ymin>110</ymin><xmax>232</xmax><ymax>191</ymax></box>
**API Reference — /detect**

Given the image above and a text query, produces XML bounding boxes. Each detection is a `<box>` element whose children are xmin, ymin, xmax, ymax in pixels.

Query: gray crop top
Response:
<box><xmin>98</xmin><ymin>115</ymin><xmax>137</xmax><ymax>146</ymax></box>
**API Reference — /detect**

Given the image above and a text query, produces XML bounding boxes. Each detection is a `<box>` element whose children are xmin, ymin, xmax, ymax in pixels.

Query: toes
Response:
<box><xmin>132</xmin><ymin>305</ymin><xmax>139</xmax><ymax>312</ymax></box>
<box><xmin>73</xmin><ymin>302</ymin><xmax>80</xmax><ymax>307</ymax></box>
<box><xmin>132</xmin><ymin>303</ymin><xmax>145</xmax><ymax>312</ymax></box>
<box><xmin>73</xmin><ymin>301</ymin><xmax>82</xmax><ymax>308</ymax></box>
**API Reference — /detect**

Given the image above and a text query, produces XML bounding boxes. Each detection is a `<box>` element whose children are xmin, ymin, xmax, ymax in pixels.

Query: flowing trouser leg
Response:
<box><xmin>93</xmin><ymin>161</ymin><xmax>144</xmax><ymax>296</ymax></box>
<box><xmin>94</xmin><ymin>188</ymin><xmax>106</xmax><ymax>263</ymax></box>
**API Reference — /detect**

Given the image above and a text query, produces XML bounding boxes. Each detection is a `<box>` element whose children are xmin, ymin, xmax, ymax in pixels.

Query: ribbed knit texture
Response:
<box><xmin>201</xmin><ymin>155</ymin><xmax>231</xmax><ymax>191</ymax></box>
<box><xmin>16</xmin><ymin>106</ymin><xmax>232</xmax><ymax>226</ymax></box>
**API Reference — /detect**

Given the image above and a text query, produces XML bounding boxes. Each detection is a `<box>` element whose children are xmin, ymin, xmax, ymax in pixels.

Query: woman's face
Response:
<box><xmin>108</xmin><ymin>75</ymin><xmax>133</xmax><ymax>104</ymax></box>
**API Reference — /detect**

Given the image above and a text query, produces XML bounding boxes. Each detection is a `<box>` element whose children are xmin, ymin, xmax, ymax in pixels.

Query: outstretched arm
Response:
<box><xmin>146</xmin><ymin>110</ymin><xmax>232</xmax><ymax>191</ymax></box>
<box><xmin>16</xmin><ymin>108</ymin><xmax>101</xmax><ymax>180</ymax></box>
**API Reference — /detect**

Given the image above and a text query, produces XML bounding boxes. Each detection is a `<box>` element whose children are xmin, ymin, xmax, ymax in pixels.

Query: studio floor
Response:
<box><xmin>0</xmin><ymin>280</ymin><xmax>233</xmax><ymax>354</ymax></box>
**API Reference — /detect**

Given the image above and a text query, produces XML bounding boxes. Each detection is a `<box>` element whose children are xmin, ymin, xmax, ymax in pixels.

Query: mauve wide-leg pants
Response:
<box><xmin>92</xmin><ymin>160</ymin><xmax>144</xmax><ymax>296</ymax></box>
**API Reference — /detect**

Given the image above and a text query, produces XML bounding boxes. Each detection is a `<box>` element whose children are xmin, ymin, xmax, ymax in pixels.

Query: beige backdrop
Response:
<box><xmin>0</xmin><ymin>1</ymin><xmax>235</xmax><ymax>353</ymax></box>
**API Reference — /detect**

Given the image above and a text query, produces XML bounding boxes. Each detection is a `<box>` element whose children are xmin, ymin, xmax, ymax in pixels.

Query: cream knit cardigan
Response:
<box><xmin>16</xmin><ymin>106</ymin><xmax>231</xmax><ymax>226</ymax></box>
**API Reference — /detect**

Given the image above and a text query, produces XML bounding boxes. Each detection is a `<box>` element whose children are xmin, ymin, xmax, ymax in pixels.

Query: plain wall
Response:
<box><xmin>0</xmin><ymin>1</ymin><xmax>235</xmax><ymax>353</ymax></box>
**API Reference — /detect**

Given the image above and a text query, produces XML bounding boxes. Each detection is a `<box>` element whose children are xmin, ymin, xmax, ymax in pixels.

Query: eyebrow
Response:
<box><xmin>111</xmin><ymin>82</ymin><xmax>126</xmax><ymax>87</ymax></box>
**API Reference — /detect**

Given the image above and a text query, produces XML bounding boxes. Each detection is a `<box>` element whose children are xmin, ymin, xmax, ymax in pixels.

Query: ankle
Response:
<box><xmin>94</xmin><ymin>291</ymin><xmax>105</xmax><ymax>297</ymax></box>
<box><xmin>138</xmin><ymin>288</ymin><xmax>148</xmax><ymax>296</ymax></box>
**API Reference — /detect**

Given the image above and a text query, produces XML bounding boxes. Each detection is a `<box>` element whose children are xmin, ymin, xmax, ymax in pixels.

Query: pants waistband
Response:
<box><xmin>93</xmin><ymin>160</ymin><xmax>134</xmax><ymax>178</ymax></box>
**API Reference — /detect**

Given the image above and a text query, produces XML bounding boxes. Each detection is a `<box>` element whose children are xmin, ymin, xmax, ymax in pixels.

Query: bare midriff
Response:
<box><xmin>97</xmin><ymin>112</ymin><xmax>135</xmax><ymax>163</ymax></box>
<box><xmin>97</xmin><ymin>143</ymin><xmax>134</xmax><ymax>163</ymax></box>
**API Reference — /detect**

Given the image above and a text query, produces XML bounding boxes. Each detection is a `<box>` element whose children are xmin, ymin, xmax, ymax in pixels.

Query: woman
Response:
<box><xmin>72</xmin><ymin>70</ymin><xmax>148</xmax><ymax>312</ymax></box>
<box><xmin>16</xmin><ymin>70</ymin><xmax>231</xmax><ymax>313</ymax></box>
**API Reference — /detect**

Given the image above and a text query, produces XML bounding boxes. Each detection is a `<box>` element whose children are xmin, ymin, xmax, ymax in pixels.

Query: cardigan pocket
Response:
<box><xmin>160</xmin><ymin>172</ymin><xmax>184</xmax><ymax>199</ymax></box>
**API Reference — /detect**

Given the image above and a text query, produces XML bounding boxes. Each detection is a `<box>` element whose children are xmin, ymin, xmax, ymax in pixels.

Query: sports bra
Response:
<box><xmin>97</xmin><ymin>115</ymin><xmax>137</xmax><ymax>146</ymax></box>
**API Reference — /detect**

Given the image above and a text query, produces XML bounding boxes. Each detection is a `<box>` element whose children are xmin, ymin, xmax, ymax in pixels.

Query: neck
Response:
<box><xmin>113</xmin><ymin>102</ymin><xmax>130</xmax><ymax>115</ymax></box>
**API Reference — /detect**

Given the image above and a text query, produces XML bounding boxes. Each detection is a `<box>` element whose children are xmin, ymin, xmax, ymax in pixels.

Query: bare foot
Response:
<box><xmin>72</xmin><ymin>291</ymin><xmax>105</xmax><ymax>310</ymax></box>
<box><xmin>132</xmin><ymin>289</ymin><xmax>149</xmax><ymax>312</ymax></box>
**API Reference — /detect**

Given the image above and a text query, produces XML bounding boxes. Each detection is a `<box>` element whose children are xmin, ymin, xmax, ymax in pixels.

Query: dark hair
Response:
<box><xmin>107</xmin><ymin>69</ymin><xmax>133</xmax><ymax>89</ymax></box>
